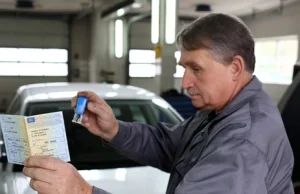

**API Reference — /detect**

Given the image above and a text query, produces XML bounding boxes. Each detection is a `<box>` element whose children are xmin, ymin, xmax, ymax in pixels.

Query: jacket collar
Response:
<box><xmin>218</xmin><ymin>75</ymin><xmax>262</xmax><ymax>118</ymax></box>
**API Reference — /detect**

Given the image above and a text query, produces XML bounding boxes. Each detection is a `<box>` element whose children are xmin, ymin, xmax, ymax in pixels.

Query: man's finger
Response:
<box><xmin>30</xmin><ymin>179</ymin><xmax>52</xmax><ymax>194</ymax></box>
<box><xmin>71</xmin><ymin>96</ymin><xmax>77</xmax><ymax>109</ymax></box>
<box><xmin>86</xmin><ymin>101</ymin><xmax>109</xmax><ymax>119</ymax></box>
<box><xmin>23</xmin><ymin>167</ymin><xmax>55</xmax><ymax>184</ymax></box>
<box><xmin>82</xmin><ymin>110</ymin><xmax>92</xmax><ymax>123</ymax></box>
<box><xmin>24</xmin><ymin>156</ymin><xmax>64</xmax><ymax>170</ymax></box>
<box><xmin>77</xmin><ymin>91</ymin><xmax>105</xmax><ymax>104</ymax></box>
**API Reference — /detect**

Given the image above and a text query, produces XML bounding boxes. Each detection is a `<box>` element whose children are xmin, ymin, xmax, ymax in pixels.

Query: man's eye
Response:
<box><xmin>192</xmin><ymin>68</ymin><xmax>200</xmax><ymax>72</ymax></box>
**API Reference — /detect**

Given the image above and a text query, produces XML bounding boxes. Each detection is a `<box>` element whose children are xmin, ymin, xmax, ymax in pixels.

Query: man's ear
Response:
<box><xmin>230</xmin><ymin>55</ymin><xmax>245</xmax><ymax>81</ymax></box>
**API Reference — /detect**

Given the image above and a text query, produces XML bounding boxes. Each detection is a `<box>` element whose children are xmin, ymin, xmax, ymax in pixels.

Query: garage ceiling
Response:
<box><xmin>0</xmin><ymin>0</ymin><xmax>298</xmax><ymax>17</ymax></box>
<box><xmin>0</xmin><ymin>0</ymin><xmax>120</xmax><ymax>13</ymax></box>
<box><xmin>179</xmin><ymin>0</ymin><xmax>298</xmax><ymax>17</ymax></box>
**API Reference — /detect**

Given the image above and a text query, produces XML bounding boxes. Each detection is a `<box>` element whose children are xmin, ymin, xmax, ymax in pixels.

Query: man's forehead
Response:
<box><xmin>178</xmin><ymin>49</ymin><xmax>198</xmax><ymax>62</ymax></box>
<box><xmin>178</xmin><ymin>51</ymin><xmax>197</xmax><ymax>65</ymax></box>
<box><xmin>178</xmin><ymin>49</ymin><xmax>192</xmax><ymax>59</ymax></box>
<box><xmin>179</xmin><ymin>49</ymin><xmax>213</xmax><ymax>60</ymax></box>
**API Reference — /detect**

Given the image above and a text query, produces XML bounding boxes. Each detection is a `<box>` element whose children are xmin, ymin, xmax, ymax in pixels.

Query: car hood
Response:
<box><xmin>0</xmin><ymin>166</ymin><xmax>170</xmax><ymax>194</ymax></box>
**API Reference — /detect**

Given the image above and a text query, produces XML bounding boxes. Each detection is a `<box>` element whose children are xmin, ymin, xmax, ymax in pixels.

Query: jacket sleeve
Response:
<box><xmin>92</xmin><ymin>186</ymin><xmax>111</xmax><ymax>194</ymax></box>
<box><xmin>103</xmin><ymin>120</ymin><xmax>185</xmax><ymax>172</ymax></box>
<box><xmin>174</xmin><ymin>137</ymin><xmax>269</xmax><ymax>194</ymax></box>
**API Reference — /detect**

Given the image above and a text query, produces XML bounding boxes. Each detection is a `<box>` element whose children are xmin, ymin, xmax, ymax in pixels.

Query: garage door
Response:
<box><xmin>0</xmin><ymin>16</ymin><xmax>69</xmax><ymax>112</ymax></box>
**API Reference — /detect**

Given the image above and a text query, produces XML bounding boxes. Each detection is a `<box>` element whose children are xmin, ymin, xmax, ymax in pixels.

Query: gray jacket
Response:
<box><xmin>93</xmin><ymin>76</ymin><xmax>294</xmax><ymax>194</ymax></box>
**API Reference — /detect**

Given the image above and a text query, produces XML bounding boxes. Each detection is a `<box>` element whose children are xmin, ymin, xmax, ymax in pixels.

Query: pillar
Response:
<box><xmin>89</xmin><ymin>8</ymin><xmax>110</xmax><ymax>83</ymax></box>
<box><xmin>152</xmin><ymin>0</ymin><xmax>179</xmax><ymax>94</ymax></box>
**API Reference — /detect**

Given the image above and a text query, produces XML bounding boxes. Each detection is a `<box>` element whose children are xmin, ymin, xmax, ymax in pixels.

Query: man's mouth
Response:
<box><xmin>189</xmin><ymin>94</ymin><xmax>199</xmax><ymax>100</ymax></box>
<box><xmin>187</xmin><ymin>88</ymin><xmax>200</xmax><ymax>96</ymax></box>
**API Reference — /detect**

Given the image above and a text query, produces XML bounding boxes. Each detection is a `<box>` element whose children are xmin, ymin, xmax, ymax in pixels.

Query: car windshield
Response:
<box><xmin>16</xmin><ymin>99</ymin><xmax>181</xmax><ymax>171</ymax></box>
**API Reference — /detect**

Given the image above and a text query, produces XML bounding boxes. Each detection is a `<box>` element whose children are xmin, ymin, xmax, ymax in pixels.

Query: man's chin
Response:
<box><xmin>191</xmin><ymin>100</ymin><xmax>204</xmax><ymax>109</ymax></box>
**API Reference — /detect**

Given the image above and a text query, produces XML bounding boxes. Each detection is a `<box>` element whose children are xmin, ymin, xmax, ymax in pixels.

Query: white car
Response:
<box><xmin>0</xmin><ymin>82</ymin><xmax>184</xmax><ymax>194</ymax></box>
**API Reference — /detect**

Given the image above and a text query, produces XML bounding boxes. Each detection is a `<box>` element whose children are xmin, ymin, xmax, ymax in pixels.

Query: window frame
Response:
<box><xmin>0</xmin><ymin>47</ymin><xmax>68</xmax><ymax>76</ymax></box>
<box><xmin>254</xmin><ymin>35</ymin><xmax>298</xmax><ymax>85</ymax></box>
<box><xmin>128</xmin><ymin>49</ymin><xmax>157</xmax><ymax>78</ymax></box>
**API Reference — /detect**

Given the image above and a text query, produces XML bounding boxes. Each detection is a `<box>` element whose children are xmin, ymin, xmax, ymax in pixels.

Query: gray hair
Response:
<box><xmin>176</xmin><ymin>13</ymin><xmax>255</xmax><ymax>73</ymax></box>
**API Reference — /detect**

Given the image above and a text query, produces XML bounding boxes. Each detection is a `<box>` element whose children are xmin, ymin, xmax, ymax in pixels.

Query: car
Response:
<box><xmin>0</xmin><ymin>82</ymin><xmax>184</xmax><ymax>194</ymax></box>
<box><xmin>278</xmin><ymin>71</ymin><xmax>300</xmax><ymax>192</ymax></box>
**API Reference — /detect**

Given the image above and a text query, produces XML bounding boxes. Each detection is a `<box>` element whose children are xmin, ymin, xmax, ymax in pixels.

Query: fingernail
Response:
<box><xmin>24</xmin><ymin>158</ymin><xmax>28</xmax><ymax>166</ymax></box>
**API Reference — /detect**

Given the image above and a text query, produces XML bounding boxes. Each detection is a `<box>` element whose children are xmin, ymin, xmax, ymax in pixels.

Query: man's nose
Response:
<box><xmin>181</xmin><ymin>69</ymin><xmax>194</xmax><ymax>89</ymax></box>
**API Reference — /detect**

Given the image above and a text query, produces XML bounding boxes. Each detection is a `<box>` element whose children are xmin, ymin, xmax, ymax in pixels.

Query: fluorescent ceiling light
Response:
<box><xmin>115</xmin><ymin>19</ymin><xmax>124</xmax><ymax>58</ymax></box>
<box><xmin>151</xmin><ymin>0</ymin><xmax>160</xmax><ymax>44</ymax></box>
<box><xmin>132</xmin><ymin>2</ymin><xmax>142</xmax><ymax>9</ymax></box>
<box><xmin>165</xmin><ymin>0</ymin><xmax>177</xmax><ymax>44</ymax></box>
<box><xmin>117</xmin><ymin>8</ymin><xmax>125</xmax><ymax>16</ymax></box>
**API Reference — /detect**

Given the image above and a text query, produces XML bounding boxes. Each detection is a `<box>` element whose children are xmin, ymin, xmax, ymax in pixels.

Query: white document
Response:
<box><xmin>0</xmin><ymin>111</ymin><xmax>70</xmax><ymax>165</ymax></box>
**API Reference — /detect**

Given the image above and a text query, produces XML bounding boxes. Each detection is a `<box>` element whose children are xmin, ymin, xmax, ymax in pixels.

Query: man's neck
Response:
<box><xmin>216</xmin><ymin>73</ymin><xmax>253</xmax><ymax>113</ymax></box>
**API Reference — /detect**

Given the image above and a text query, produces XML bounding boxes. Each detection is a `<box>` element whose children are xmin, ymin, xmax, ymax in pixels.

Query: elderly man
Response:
<box><xmin>23</xmin><ymin>13</ymin><xmax>294</xmax><ymax>194</ymax></box>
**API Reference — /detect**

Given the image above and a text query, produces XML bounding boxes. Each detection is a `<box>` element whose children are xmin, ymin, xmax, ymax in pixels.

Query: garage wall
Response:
<box><xmin>70</xmin><ymin>15</ymin><xmax>91</xmax><ymax>82</ymax></box>
<box><xmin>241</xmin><ymin>1</ymin><xmax>300</xmax><ymax>103</ymax></box>
<box><xmin>0</xmin><ymin>16</ymin><xmax>69</xmax><ymax>111</ymax></box>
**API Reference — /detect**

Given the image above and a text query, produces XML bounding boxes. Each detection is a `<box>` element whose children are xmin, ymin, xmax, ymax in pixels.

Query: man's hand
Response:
<box><xmin>71</xmin><ymin>91</ymin><xmax>119</xmax><ymax>142</ymax></box>
<box><xmin>23</xmin><ymin>156</ymin><xmax>93</xmax><ymax>194</ymax></box>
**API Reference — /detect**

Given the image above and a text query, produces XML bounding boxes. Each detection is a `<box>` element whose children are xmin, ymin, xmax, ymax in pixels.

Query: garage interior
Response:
<box><xmin>1</xmin><ymin>0</ymin><xmax>300</xmax><ymax>193</ymax></box>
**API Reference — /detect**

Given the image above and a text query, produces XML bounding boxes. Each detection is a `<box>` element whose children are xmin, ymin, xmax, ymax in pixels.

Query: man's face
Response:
<box><xmin>179</xmin><ymin>49</ymin><xmax>236</xmax><ymax>111</ymax></box>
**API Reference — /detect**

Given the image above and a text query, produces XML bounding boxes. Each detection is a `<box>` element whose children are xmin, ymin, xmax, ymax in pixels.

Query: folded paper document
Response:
<box><xmin>0</xmin><ymin>111</ymin><xmax>70</xmax><ymax>165</ymax></box>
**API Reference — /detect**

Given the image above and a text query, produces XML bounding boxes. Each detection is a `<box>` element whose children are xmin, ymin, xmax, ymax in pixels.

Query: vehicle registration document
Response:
<box><xmin>0</xmin><ymin>111</ymin><xmax>70</xmax><ymax>165</ymax></box>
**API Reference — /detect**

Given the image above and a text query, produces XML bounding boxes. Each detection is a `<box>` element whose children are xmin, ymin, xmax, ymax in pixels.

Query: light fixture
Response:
<box><xmin>132</xmin><ymin>2</ymin><xmax>142</xmax><ymax>9</ymax></box>
<box><xmin>115</xmin><ymin>19</ymin><xmax>124</xmax><ymax>58</ymax></box>
<box><xmin>151</xmin><ymin>0</ymin><xmax>160</xmax><ymax>44</ymax></box>
<box><xmin>165</xmin><ymin>0</ymin><xmax>177</xmax><ymax>44</ymax></box>
<box><xmin>117</xmin><ymin>8</ymin><xmax>125</xmax><ymax>16</ymax></box>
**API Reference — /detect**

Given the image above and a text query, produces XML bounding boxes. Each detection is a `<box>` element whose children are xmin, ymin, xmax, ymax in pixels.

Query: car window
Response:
<box><xmin>4</xmin><ymin>99</ymin><xmax>181</xmax><ymax>172</ymax></box>
<box><xmin>129</xmin><ymin>105</ymin><xmax>147</xmax><ymax>123</ymax></box>
<box><xmin>107</xmin><ymin>100</ymin><xmax>180</xmax><ymax>125</ymax></box>
<box><xmin>111</xmin><ymin>105</ymin><xmax>147</xmax><ymax>123</ymax></box>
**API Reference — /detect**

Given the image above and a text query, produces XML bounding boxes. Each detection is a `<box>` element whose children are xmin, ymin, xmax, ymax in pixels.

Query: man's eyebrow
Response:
<box><xmin>178</xmin><ymin>61</ymin><xmax>194</xmax><ymax>66</ymax></box>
